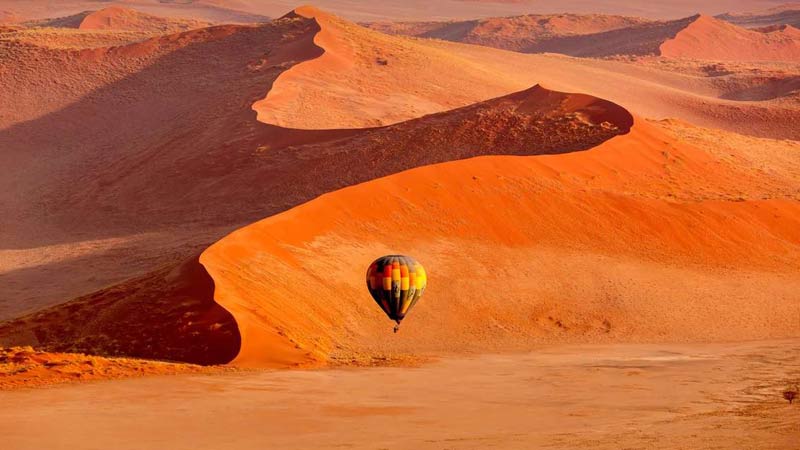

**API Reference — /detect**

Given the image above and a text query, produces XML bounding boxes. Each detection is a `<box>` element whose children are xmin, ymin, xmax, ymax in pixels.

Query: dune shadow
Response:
<box><xmin>0</xmin><ymin>254</ymin><xmax>240</xmax><ymax>365</ymax></box>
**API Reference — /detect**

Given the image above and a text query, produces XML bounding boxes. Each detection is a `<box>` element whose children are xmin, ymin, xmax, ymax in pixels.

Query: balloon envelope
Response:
<box><xmin>366</xmin><ymin>255</ymin><xmax>426</xmax><ymax>324</ymax></box>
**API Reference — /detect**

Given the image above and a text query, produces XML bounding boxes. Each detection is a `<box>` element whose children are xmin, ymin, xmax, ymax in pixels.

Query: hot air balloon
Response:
<box><xmin>366</xmin><ymin>255</ymin><xmax>427</xmax><ymax>332</ymax></box>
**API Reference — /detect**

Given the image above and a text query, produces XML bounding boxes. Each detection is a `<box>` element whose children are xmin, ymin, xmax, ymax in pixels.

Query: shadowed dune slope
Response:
<box><xmin>0</xmin><ymin>256</ymin><xmax>240</xmax><ymax>365</ymax></box>
<box><xmin>365</xmin><ymin>13</ymin><xmax>651</xmax><ymax>53</ymax></box>
<box><xmin>202</xmin><ymin>116</ymin><xmax>800</xmax><ymax>368</ymax></box>
<box><xmin>0</xmin><ymin>13</ymin><xmax>343</xmax><ymax>318</ymax></box>
<box><xmin>717</xmin><ymin>4</ymin><xmax>800</xmax><ymax>28</ymax></box>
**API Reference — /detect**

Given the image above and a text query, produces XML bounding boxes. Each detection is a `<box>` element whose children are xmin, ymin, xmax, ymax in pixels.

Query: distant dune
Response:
<box><xmin>28</xmin><ymin>6</ymin><xmax>210</xmax><ymax>32</ymax></box>
<box><xmin>257</xmin><ymin>8</ymin><xmax>800</xmax><ymax>137</ymax></box>
<box><xmin>365</xmin><ymin>13</ymin><xmax>651</xmax><ymax>53</ymax></box>
<box><xmin>660</xmin><ymin>14</ymin><xmax>800</xmax><ymax>61</ymax></box>
<box><xmin>368</xmin><ymin>13</ymin><xmax>800</xmax><ymax>60</ymax></box>
<box><xmin>717</xmin><ymin>3</ymin><xmax>800</xmax><ymax>28</ymax></box>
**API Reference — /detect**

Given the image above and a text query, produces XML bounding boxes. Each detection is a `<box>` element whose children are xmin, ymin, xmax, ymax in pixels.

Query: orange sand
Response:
<box><xmin>201</xmin><ymin>115</ymin><xmax>800</xmax><ymax>367</ymax></box>
<box><xmin>0</xmin><ymin>6</ymin><xmax>798</xmax><ymax>376</ymax></box>
<box><xmin>2</xmin><ymin>341</ymin><xmax>797</xmax><ymax>449</ymax></box>
<box><xmin>0</xmin><ymin>347</ymin><xmax>228</xmax><ymax>390</ymax></box>
<box><xmin>368</xmin><ymin>13</ymin><xmax>800</xmax><ymax>61</ymax></box>
<box><xmin>660</xmin><ymin>15</ymin><xmax>800</xmax><ymax>61</ymax></box>
<box><xmin>255</xmin><ymin>8</ymin><xmax>800</xmax><ymax>138</ymax></box>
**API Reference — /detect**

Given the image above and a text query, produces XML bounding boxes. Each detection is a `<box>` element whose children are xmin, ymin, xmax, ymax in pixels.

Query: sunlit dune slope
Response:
<box><xmin>1</xmin><ymin>6</ymin><xmax>212</xmax><ymax>50</ymax></box>
<box><xmin>254</xmin><ymin>6</ymin><xmax>560</xmax><ymax>129</ymax></box>
<box><xmin>660</xmin><ymin>15</ymin><xmax>800</xmax><ymax>61</ymax></box>
<box><xmin>77</xmin><ymin>7</ymin><xmax>209</xmax><ymax>32</ymax></box>
<box><xmin>202</xmin><ymin>116</ymin><xmax>800</xmax><ymax>368</ymax></box>
<box><xmin>23</xmin><ymin>6</ymin><xmax>209</xmax><ymax>32</ymax></box>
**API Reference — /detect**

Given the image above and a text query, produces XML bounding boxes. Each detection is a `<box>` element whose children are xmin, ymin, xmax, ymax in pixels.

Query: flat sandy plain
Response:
<box><xmin>2</xmin><ymin>340</ymin><xmax>798</xmax><ymax>449</ymax></box>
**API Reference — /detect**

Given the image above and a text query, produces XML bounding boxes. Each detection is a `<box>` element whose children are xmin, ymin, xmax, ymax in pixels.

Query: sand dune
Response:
<box><xmin>368</xmin><ymin>13</ymin><xmax>800</xmax><ymax>61</ymax></box>
<box><xmin>200</xmin><ymin>116</ymin><xmax>800</xmax><ymax>368</ymax></box>
<box><xmin>28</xmin><ymin>6</ymin><xmax>210</xmax><ymax>33</ymax></box>
<box><xmin>0</xmin><ymin>84</ymin><xmax>635</xmax><ymax>364</ymax></box>
<box><xmin>1</xmin><ymin>15</ymin><xmax>327</xmax><ymax>317</ymax></box>
<box><xmin>661</xmin><ymin>14</ymin><xmax>800</xmax><ymax>61</ymax></box>
<box><xmin>365</xmin><ymin>13</ymin><xmax>651</xmax><ymax>53</ymax></box>
<box><xmin>3</xmin><ymin>87</ymin><xmax>798</xmax><ymax>366</ymax></box>
<box><xmin>257</xmin><ymin>8</ymin><xmax>800</xmax><ymax>137</ymax></box>
<box><xmin>0</xmin><ymin>7</ymin><xmax>798</xmax><ymax>368</ymax></box>
<box><xmin>718</xmin><ymin>4</ymin><xmax>800</xmax><ymax>28</ymax></box>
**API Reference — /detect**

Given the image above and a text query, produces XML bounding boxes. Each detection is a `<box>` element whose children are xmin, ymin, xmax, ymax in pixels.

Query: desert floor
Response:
<box><xmin>2</xmin><ymin>339</ymin><xmax>798</xmax><ymax>450</ymax></box>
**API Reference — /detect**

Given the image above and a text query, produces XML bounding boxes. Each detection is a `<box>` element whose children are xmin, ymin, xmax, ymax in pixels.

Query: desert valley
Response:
<box><xmin>0</xmin><ymin>1</ymin><xmax>798</xmax><ymax>449</ymax></box>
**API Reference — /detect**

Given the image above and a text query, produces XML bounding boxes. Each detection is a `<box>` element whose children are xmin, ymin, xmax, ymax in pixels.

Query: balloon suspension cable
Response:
<box><xmin>393</xmin><ymin>323</ymin><xmax>400</xmax><ymax>333</ymax></box>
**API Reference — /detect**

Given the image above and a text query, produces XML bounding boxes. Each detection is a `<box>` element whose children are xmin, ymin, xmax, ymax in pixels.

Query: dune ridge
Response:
<box><xmin>660</xmin><ymin>14</ymin><xmax>800</xmax><ymax>61</ymax></box>
<box><xmin>23</xmin><ymin>6</ymin><xmax>210</xmax><ymax>32</ymax></box>
<box><xmin>365</xmin><ymin>13</ymin><xmax>651</xmax><ymax>53</ymax></box>
<box><xmin>717</xmin><ymin>4</ymin><xmax>800</xmax><ymax>28</ymax></box>
<box><xmin>202</xmin><ymin>115</ymin><xmax>800</xmax><ymax>368</ymax></box>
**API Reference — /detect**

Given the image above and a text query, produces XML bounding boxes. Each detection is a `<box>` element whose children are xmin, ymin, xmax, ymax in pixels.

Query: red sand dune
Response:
<box><xmin>365</xmin><ymin>13</ymin><xmax>651</xmax><ymax>53</ymax></box>
<box><xmin>0</xmin><ymin>84</ymin><xmax>634</xmax><ymax>364</ymax></box>
<box><xmin>370</xmin><ymin>13</ymin><xmax>800</xmax><ymax>61</ymax></box>
<box><xmin>27</xmin><ymin>6</ymin><xmax>209</xmax><ymax>32</ymax></box>
<box><xmin>717</xmin><ymin>3</ymin><xmax>800</xmax><ymax>28</ymax></box>
<box><xmin>257</xmin><ymin>7</ymin><xmax>800</xmax><ymax>137</ymax></box>
<box><xmin>660</xmin><ymin>14</ymin><xmax>800</xmax><ymax>60</ymax></box>
<box><xmin>77</xmin><ymin>6</ymin><xmax>209</xmax><ymax>32</ymax></box>
<box><xmin>200</xmin><ymin>116</ymin><xmax>800</xmax><ymax>368</ymax></box>
<box><xmin>0</xmin><ymin>7</ymin><xmax>798</xmax><ymax>368</ymax></box>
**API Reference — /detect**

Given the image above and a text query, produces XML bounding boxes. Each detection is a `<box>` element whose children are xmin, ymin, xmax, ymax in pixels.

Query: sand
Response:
<box><xmin>0</xmin><ymin>347</ymin><xmax>229</xmax><ymax>390</ymax></box>
<box><xmin>367</xmin><ymin>12</ymin><xmax>800</xmax><ymax>60</ymax></box>
<box><xmin>0</xmin><ymin>340</ymin><xmax>797</xmax><ymax>449</ymax></box>
<box><xmin>257</xmin><ymin>8</ymin><xmax>800</xmax><ymax>137</ymax></box>
<box><xmin>200</xmin><ymin>116</ymin><xmax>800</xmax><ymax>368</ymax></box>
<box><xmin>1</xmin><ymin>7</ymin><xmax>799</xmax><ymax>370</ymax></box>
<box><xmin>660</xmin><ymin>15</ymin><xmax>800</xmax><ymax>61</ymax></box>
